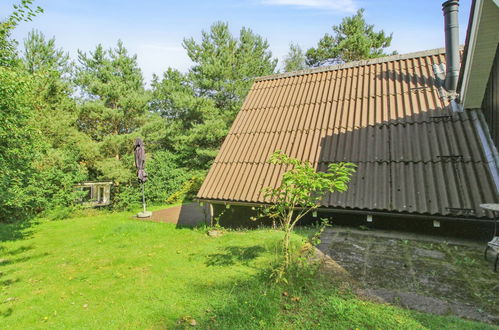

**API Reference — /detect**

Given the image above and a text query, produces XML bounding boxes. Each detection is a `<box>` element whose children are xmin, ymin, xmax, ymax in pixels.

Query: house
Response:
<box><xmin>197</xmin><ymin>0</ymin><xmax>499</xmax><ymax>228</ymax></box>
<box><xmin>458</xmin><ymin>0</ymin><xmax>499</xmax><ymax>149</ymax></box>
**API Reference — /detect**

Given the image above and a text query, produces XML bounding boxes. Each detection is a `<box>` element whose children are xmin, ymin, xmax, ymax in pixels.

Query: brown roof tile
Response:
<box><xmin>198</xmin><ymin>48</ymin><xmax>499</xmax><ymax>218</ymax></box>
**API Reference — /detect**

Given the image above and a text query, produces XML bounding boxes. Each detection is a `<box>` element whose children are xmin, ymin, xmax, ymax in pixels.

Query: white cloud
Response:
<box><xmin>261</xmin><ymin>0</ymin><xmax>357</xmax><ymax>13</ymax></box>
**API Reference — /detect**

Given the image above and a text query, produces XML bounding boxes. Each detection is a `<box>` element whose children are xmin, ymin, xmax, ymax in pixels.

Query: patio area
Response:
<box><xmin>318</xmin><ymin>227</ymin><xmax>499</xmax><ymax>324</ymax></box>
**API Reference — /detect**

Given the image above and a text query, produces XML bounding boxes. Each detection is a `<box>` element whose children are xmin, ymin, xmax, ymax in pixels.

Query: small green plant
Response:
<box><xmin>309</xmin><ymin>218</ymin><xmax>331</xmax><ymax>247</ymax></box>
<box><xmin>456</xmin><ymin>256</ymin><xmax>477</xmax><ymax>267</ymax></box>
<box><xmin>211</xmin><ymin>208</ymin><xmax>226</xmax><ymax>229</ymax></box>
<box><xmin>255</xmin><ymin>150</ymin><xmax>355</xmax><ymax>280</ymax></box>
<box><xmin>283</xmin><ymin>218</ymin><xmax>333</xmax><ymax>284</ymax></box>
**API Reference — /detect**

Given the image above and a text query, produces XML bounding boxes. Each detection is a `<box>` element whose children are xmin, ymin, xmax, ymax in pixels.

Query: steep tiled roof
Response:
<box><xmin>197</xmin><ymin>48</ymin><xmax>498</xmax><ymax>218</ymax></box>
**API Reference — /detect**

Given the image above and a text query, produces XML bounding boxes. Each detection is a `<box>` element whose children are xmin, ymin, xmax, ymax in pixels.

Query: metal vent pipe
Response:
<box><xmin>442</xmin><ymin>0</ymin><xmax>460</xmax><ymax>93</ymax></box>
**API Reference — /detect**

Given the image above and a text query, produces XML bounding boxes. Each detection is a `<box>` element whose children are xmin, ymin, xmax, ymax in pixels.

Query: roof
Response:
<box><xmin>197</xmin><ymin>48</ymin><xmax>499</xmax><ymax>218</ymax></box>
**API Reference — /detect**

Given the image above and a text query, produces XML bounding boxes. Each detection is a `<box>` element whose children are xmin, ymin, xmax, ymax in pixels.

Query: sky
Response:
<box><xmin>1</xmin><ymin>0</ymin><xmax>472</xmax><ymax>84</ymax></box>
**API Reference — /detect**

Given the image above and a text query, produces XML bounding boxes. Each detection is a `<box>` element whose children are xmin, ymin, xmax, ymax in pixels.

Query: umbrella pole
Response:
<box><xmin>137</xmin><ymin>181</ymin><xmax>151</xmax><ymax>218</ymax></box>
<box><xmin>142</xmin><ymin>181</ymin><xmax>146</xmax><ymax>213</ymax></box>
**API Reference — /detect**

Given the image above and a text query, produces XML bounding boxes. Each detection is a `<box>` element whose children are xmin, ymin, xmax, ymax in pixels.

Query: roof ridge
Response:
<box><xmin>255</xmin><ymin>48</ymin><xmax>447</xmax><ymax>82</ymax></box>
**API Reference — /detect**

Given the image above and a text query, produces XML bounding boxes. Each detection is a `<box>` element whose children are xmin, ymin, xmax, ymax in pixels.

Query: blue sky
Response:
<box><xmin>2</xmin><ymin>0</ymin><xmax>472</xmax><ymax>83</ymax></box>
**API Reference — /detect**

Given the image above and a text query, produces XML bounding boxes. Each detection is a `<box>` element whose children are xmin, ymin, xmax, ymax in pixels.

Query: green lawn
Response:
<box><xmin>0</xmin><ymin>209</ymin><xmax>494</xmax><ymax>329</ymax></box>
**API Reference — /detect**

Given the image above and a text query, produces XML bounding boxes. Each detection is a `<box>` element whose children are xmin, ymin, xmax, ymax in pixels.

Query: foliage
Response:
<box><xmin>1</xmin><ymin>23</ymin><xmax>90</xmax><ymax>221</ymax></box>
<box><xmin>165</xmin><ymin>173</ymin><xmax>206</xmax><ymax>204</ymax></box>
<box><xmin>23</xmin><ymin>29</ymin><xmax>70</xmax><ymax>74</ymax></box>
<box><xmin>145</xmin><ymin>150</ymin><xmax>191</xmax><ymax>203</ymax></box>
<box><xmin>0</xmin><ymin>0</ymin><xmax>43</xmax><ymax>67</ymax></box>
<box><xmin>111</xmin><ymin>182</ymin><xmax>141</xmax><ymax>211</ymax></box>
<box><xmin>75</xmin><ymin>40</ymin><xmax>150</xmax><ymax>186</ymax></box>
<box><xmin>150</xmin><ymin>68</ymin><xmax>207</xmax><ymax>123</ymax></box>
<box><xmin>28</xmin><ymin>149</ymin><xmax>88</xmax><ymax>209</ymax></box>
<box><xmin>20</xmin><ymin>31</ymin><xmax>90</xmax><ymax>213</ymax></box>
<box><xmin>256</xmin><ymin>151</ymin><xmax>356</xmax><ymax>276</ymax></box>
<box><xmin>306</xmin><ymin>9</ymin><xmax>394</xmax><ymax>66</ymax></box>
<box><xmin>43</xmin><ymin>205</ymin><xmax>75</xmax><ymax>220</ymax></box>
<box><xmin>308</xmin><ymin>218</ymin><xmax>331</xmax><ymax>247</ymax></box>
<box><xmin>283</xmin><ymin>42</ymin><xmax>307</xmax><ymax>72</ymax></box>
<box><xmin>209</xmin><ymin>208</ymin><xmax>228</xmax><ymax>230</ymax></box>
<box><xmin>183</xmin><ymin>21</ymin><xmax>277</xmax><ymax>119</ymax></box>
<box><xmin>1</xmin><ymin>13</ymin><xmax>282</xmax><ymax>217</ymax></box>
<box><xmin>150</xmin><ymin>69</ymin><xmax>226</xmax><ymax>169</ymax></box>
<box><xmin>0</xmin><ymin>67</ymin><xmax>40</xmax><ymax>221</ymax></box>
<box><xmin>22</xmin><ymin>29</ymin><xmax>74</xmax><ymax>111</ymax></box>
<box><xmin>75</xmin><ymin>41</ymin><xmax>149</xmax><ymax>145</ymax></box>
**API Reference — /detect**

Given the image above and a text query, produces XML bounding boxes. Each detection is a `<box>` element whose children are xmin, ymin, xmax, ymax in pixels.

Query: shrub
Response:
<box><xmin>255</xmin><ymin>151</ymin><xmax>355</xmax><ymax>280</ymax></box>
<box><xmin>112</xmin><ymin>184</ymin><xmax>141</xmax><ymax>211</ymax></box>
<box><xmin>165</xmin><ymin>173</ymin><xmax>205</xmax><ymax>204</ymax></box>
<box><xmin>28</xmin><ymin>149</ymin><xmax>88</xmax><ymax>212</ymax></box>
<box><xmin>111</xmin><ymin>151</ymin><xmax>194</xmax><ymax>210</ymax></box>
<box><xmin>145</xmin><ymin>150</ymin><xmax>191</xmax><ymax>203</ymax></box>
<box><xmin>43</xmin><ymin>206</ymin><xmax>74</xmax><ymax>220</ymax></box>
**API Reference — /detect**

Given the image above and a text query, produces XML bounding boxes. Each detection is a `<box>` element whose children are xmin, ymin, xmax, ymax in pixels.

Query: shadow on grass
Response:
<box><xmin>3</xmin><ymin>245</ymin><xmax>33</xmax><ymax>256</ymax></box>
<box><xmin>0</xmin><ymin>308</ymin><xmax>13</xmax><ymax>318</ymax></box>
<box><xmin>0</xmin><ymin>222</ymin><xmax>38</xmax><ymax>321</ymax></box>
<box><xmin>0</xmin><ymin>277</ymin><xmax>20</xmax><ymax>287</ymax></box>
<box><xmin>0</xmin><ymin>219</ymin><xmax>37</xmax><ymax>243</ymax></box>
<box><xmin>0</xmin><ymin>252</ymin><xmax>48</xmax><ymax>267</ymax></box>
<box><xmin>205</xmin><ymin>246</ymin><xmax>266</xmax><ymax>267</ymax></box>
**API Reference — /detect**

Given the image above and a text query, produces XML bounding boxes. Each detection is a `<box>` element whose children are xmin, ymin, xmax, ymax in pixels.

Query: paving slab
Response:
<box><xmin>136</xmin><ymin>203</ymin><xmax>208</xmax><ymax>227</ymax></box>
<box><xmin>318</xmin><ymin>227</ymin><xmax>499</xmax><ymax>324</ymax></box>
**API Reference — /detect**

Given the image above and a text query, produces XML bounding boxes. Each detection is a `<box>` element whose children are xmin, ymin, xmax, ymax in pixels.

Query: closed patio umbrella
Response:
<box><xmin>134</xmin><ymin>138</ymin><xmax>151</xmax><ymax>218</ymax></box>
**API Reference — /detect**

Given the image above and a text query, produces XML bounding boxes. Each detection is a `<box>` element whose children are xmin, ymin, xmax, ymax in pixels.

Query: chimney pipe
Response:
<box><xmin>442</xmin><ymin>0</ymin><xmax>460</xmax><ymax>94</ymax></box>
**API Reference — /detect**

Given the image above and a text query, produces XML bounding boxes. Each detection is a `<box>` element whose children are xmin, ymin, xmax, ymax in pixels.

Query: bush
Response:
<box><xmin>110</xmin><ymin>151</ymin><xmax>194</xmax><ymax>210</ymax></box>
<box><xmin>43</xmin><ymin>206</ymin><xmax>74</xmax><ymax>220</ymax></box>
<box><xmin>165</xmin><ymin>173</ymin><xmax>205</xmax><ymax>204</ymax></box>
<box><xmin>28</xmin><ymin>149</ymin><xmax>88</xmax><ymax>212</ymax></box>
<box><xmin>145</xmin><ymin>151</ymin><xmax>191</xmax><ymax>203</ymax></box>
<box><xmin>0</xmin><ymin>67</ymin><xmax>39</xmax><ymax>222</ymax></box>
<box><xmin>112</xmin><ymin>184</ymin><xmax>142</xmax><ymax>211</ymax></box>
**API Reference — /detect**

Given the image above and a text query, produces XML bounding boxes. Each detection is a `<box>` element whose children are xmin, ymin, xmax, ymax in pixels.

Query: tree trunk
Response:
<box><xmin>283</xmin><ymin>209</ymin><xmax>294</xmax><ymax>269</ymax></box>
<box><xmin>283</xmin><ymin>228</ymin><xmax>290</xmax><ymax>269</ymax></box>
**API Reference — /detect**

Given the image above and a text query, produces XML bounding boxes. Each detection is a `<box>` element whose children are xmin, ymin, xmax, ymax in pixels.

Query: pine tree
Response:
<box><xmin>75</xmin><ymin>41</ymin><xmax>150</xmax><ymax>184</ymax></box>
<box><xmin>23</xmin><ymin>29</ymin><xmax>69</xmax><ymax>74</ymax></box>
<box><xmin>22</xmin><ymin>30</ymin><xmax>89</xmax><ymax>210</ymax></box>
<box><xmin>283</xmin><ymin>43</ymin><xmax>307</xmax><ymax>72</ymax></box>
<box><xmin>183</xmin><ymin>22</ymin><xmax>277</xmax><ymax>119</ymax></box>
<box><xmin>150</xmin><ymin>68</ymin><xmax>226</xmax><ymax>169</ymax></box>
<box><xmin>150</xmin><ymin>22</ymin><xmax>278</xmax><ymax>170</ymax></box>
<box><xmin>306</xmin><ymin>9</ymin><xmax>394</xmax><ymax>67</ymax></box>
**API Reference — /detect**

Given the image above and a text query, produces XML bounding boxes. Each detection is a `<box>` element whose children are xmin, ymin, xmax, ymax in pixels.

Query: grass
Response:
<box><xmin>0</xmin><ymin>209</ymin><xmax>495</xmax><ymax>329</ymax></box>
